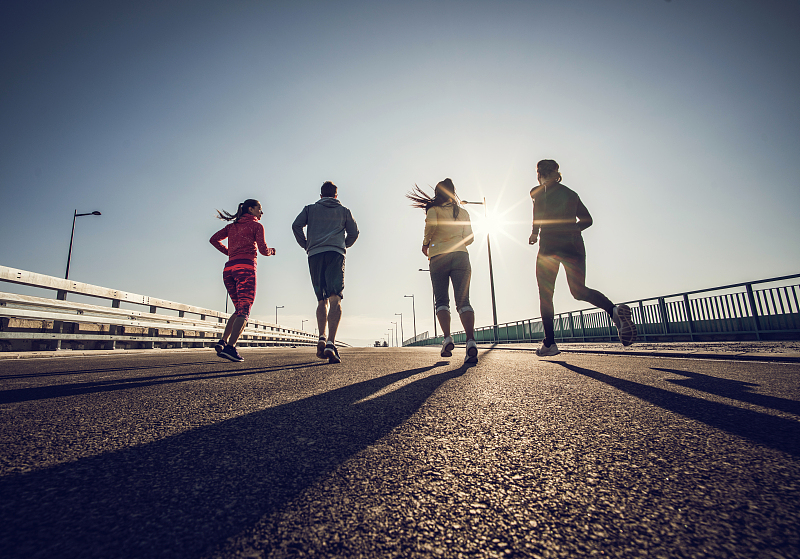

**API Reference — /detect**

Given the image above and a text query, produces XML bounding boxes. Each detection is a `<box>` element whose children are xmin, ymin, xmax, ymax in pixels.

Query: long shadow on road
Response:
<box><xmin>0</xmin><ymin>361</ymin><xmax>465</xmax><ymax>559</ymax></box>
<box><xmin>0</xmin><ymin>362</ymin><xmax>327</xmax><ymax>404</ymax></box>
<box><xmin>552</xmin><ymin>361</ymin><xmax>800</xmax><ymax>457</ymax></box>
<box><xmin>653</xmin><ymin>366</ymin><xmax>800</xmax><ymax>415</ymax></box>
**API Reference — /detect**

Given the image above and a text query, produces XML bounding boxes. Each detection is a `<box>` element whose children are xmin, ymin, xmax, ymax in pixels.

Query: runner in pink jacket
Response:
<box><xmin>209</xmin><ymin>199</ymin><xmax>275</xmax><ymax>362</ymax></box>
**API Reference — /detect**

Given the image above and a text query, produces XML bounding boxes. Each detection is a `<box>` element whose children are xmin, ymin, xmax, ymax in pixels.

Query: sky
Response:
<box><xmin>1</xmin><ymin>0</ymin><xmax>799</xmax><ymax>347</ymax></box>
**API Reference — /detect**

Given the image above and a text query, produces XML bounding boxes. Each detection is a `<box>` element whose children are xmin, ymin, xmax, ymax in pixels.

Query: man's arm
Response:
<box><xmin>344</xmin><ymin>210</ymin><xmax>359</xmax><ymax>248</ymax></box>
<box><xmin>291</xmin><ymin>207</ymin><xmax>309</xmax><ymax>250</ymax></box>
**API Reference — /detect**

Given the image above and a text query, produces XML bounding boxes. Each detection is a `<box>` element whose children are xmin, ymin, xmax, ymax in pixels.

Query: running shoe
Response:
<box><xmin>219</xmin><ymin>344</ymin><xmax>244</xmax><ymax>362</ymax></box>
<box><xmin>213</xmin><ymin>339</ymin><xmax>225</xmax><ymax>355</ymax></box>
<box><xmin>316</xmin><ymin>336</ymin><xmax>327</xmax><ymax>359</ymax></box>
<box><xmin>612</xmin><ymin>304</ymin><xmax>637</xmax><ymax>347</ymax></box>
<box><xmin>535</xmin><ymin>341</ymin><xmax>561</xmax><ymax>357</ymax></box>
<box><xmin>440</xmin><ymin>336</ymin><xmax>455</xmax><ymax>358</ymax></box>
<box><xmin>464</xmin><ymin>339</ymin><xmax>479</xmax><ymax>364</ymax></box>
<box><xmin>324</xmin><ymin>342</ymin><xmax>341</xmax><ymax>364</ymax></box>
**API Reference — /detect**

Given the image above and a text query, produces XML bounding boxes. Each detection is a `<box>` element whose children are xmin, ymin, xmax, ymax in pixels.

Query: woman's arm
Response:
<box><xmin>209</xmin><ymin>225</ymin><xmax>230</xmax><ymax>256</ymax></box>
<box><xmin>463</xmin><ymin>216</ymin><xmax>474</xmax><ymax>247</ymax></box>
<box><xmin>422</xmin><ymin>207</ymin><xmax>437</xmax><ymax>255</ymax></box>
<box><xmin>575</xmin><ymin>197</ymin><xmax>593</xmax><ymax>232</ymax></box>
<box><xmin>255</xmin><ymin>223</ymin><xmax>275</xmax><ymax>256</ymax></box>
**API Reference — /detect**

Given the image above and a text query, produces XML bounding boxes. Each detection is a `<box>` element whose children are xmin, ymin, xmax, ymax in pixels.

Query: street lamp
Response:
<box><xmin>461</xmin><ymin>197</ymin><xmax>498</xmax><ymax>342</ymax></box>
<box><xmin>301</xmin><ymin>319</ymin><xmax>308</xmax><ymax>331</ymax></box>
<box><xmin>418</xmin><ymin>268</ymin><xmax>437</xmax><ymax>338</ymax></box>
<box><xmin>59</xmin><ymin>209</ymin><xmax>102</xmax><ymax>300</ymax></box>
<box><xmin>275</xmin><ymin>305</ymin><xmax>284</xmax><ymax>324</ymax></box>
<box><xmin>386</xmin><ymin>330</ymin><xmax>392</xmax><ymax>347</ymax></box>
<box><xmin>404</xmin><ymin>295</ymin><xmax>417</xmax><ymax>343</ymax></box>
<box><xmin>395</xmin><ymin>313</ymin><xmax>404</xmax><ymax>347</ymax></box>
<box><xmin>391</xmin><ymin>321</ymin><xmax>398</xmax><ymax>347</ymax></box>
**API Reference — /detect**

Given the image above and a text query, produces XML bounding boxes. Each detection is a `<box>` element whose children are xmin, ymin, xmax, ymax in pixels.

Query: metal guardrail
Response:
<box><xmin>0</xmin><ymin>265</ymin><xmax>321</xmax><ymax>352</ymax></box>
<box><xmin>406</xmin><ymin>274</ymin><xmax>800</xmax><ymax>347</ymax></box>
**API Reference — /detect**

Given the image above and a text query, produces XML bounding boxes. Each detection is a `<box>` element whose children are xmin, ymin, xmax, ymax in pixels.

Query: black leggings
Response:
<box><xmin>536</xmin><ymin>243</ymin><xmax>613</xmax><ymax>344</ymax></box>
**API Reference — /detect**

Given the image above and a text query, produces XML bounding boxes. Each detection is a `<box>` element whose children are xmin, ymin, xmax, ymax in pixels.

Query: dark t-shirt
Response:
<box><xmin>530</xmin><ymin>182</ymin><xmax>592</xmax><ymax>255</ymax></box>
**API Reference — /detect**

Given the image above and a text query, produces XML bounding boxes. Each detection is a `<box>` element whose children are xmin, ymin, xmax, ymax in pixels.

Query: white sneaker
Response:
<box><xmin>440</xmin><ymin>336</ymin><xmax>455</xmax><ymax>357</ymax></box>
<box><xmin>535</xmin><ymin>341</ymin><xmax>560</xmax><ymax>357</ymax></box>
<box><xmin>464</xmin><ymin>339</ymin><xmax>478</xmax><ymax>364</ymax></box>
<box><xmin>612</xmin><ymin>304</ymin><xmax>637</xmax><ymax>347</ymax></box>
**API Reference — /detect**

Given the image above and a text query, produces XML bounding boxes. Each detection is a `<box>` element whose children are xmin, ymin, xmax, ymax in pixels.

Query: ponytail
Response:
<box><xmin>216</xmin><ymin>199</ymin><xmax>260</xmax><ymax>223</ymax></box>
<box><xmin>406</xmin><ymin>178</ymin><xmax>461</xmax><ymax>218</ymax></box>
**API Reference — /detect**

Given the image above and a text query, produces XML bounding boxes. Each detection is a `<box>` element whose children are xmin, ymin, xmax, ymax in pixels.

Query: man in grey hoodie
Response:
<box><xmin>292</xmin><ymin>181</ymin><xmax>359</xmax><ymax>363</ymax></box>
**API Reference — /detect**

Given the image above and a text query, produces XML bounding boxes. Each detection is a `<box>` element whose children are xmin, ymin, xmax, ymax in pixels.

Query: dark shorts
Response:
<box><xmin>223</xmin><ymin>259</ymin><xmax>256</xmax><ymax>319</ymax></box>
<box><xmin>308</xmin><ymin>251</ymin><xmax>345</xmax><ymax>301</ymax></box>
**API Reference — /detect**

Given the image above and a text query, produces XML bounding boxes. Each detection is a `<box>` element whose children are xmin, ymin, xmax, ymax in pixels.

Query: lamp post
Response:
<box><xmin>395</xmin><ymin>313</ymin><xmax>404</xmax><ymax>346</ymax></box>
<box><xmin>275</xmin><ymin>305</ymin><xmax>284</xmax><ymax>324</ymax></box>
<box><xmin>461</xmin><ymin>198</ymin><xmax>498</xmax><ymax>342</ymax></box>
<box><xmin>386</xmin><ymin>330</ymin><xmax>392</xmax><ymax>347</ymax></box>
<box><xmin>404</xmin><ymin>295</ymin><xmax>417</xmax><ymax>343</ymax></box>
<box><xmin>391</xmin><ymin>321</ymin><xmax>398</xmax><ymax>347</ymax></box>
<box><xmin>59</xmin><ymin>210</ymin><xmax>102</xmax><ymax>300</ymax></box>
<box><xmin>301</xmin><ymin>319</ymin><xmax>308</xmax><ymax>331</ymax></box>
<box><xmin>418</xmin><ymin>268</ymin><xmax>437</xmax><ymax>338</ymax></box>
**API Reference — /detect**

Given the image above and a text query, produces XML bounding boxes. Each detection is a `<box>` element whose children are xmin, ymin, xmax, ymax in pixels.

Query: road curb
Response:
<box><xmin>482</xmin><ymin>345</ymin><xmax>800</xmax><ymax>363</ymax></box>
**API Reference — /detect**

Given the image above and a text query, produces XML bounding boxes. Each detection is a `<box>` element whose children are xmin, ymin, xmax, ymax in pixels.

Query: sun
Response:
<box><xmin>470</xmin><ymin>210</ymin><xmax>507</xmax><ymax>238</ymax></box>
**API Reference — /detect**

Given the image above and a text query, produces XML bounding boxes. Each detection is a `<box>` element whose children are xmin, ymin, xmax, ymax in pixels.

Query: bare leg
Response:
<box><xmin>327</xmin><ymin>295</ymin><xmax>342</xmax><ymax>344</ymax></box>
<box><xmin>459</xmin><ymin>310</ymin><xmax>475</xmax><ymax>341</ymax></box>
<box><xmin>316</xmin><ymin>299</ymin><xmax>328</xmax><ymax>339</ymax></box>
<box><xmin>222</xmin><ymin>315</ymin><xmax>247</xmax><ymax>346</ymax></box>
<box><xmin>536</xmin><ymin>253</ymin><xmax>559</xmax><ymax>346</ymax></box>
<box><xmin>563</xmin><ymin>254</ymin><xmax>614</xmax><ymax>315</ymax></box>
<box><xmin>437</xmin><ymin>310</ymin><xmax>451</xmax><ymax>338</ymax></box>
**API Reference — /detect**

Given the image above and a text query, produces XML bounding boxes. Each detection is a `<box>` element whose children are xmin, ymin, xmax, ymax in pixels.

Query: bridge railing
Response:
<box><xmin>0</xmin><ymin>265</ymin><xmax>318</xmax><ymax>352</ymax></box>
<box><xmin>406</xmin><ymin>273</ymin><xmax>800</xmax><ymax>347</ymax></box>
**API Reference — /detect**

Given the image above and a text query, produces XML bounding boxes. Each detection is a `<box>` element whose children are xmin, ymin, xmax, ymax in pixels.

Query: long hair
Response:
<box><xmin>406</xmin><ymin>178</ymin><xmax>460</xmax><ymax>219</ymax></box>
<box><xmin>216</xmin><ymin>199</ymin><xmax>259</xmax><ymax>223</ymax></box>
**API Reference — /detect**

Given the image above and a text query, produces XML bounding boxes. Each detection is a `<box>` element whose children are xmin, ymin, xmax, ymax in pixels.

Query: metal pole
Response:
<box><xmin>405</xmin><ymin>295</ymin><xmax>417</xmax><ymax>342</ymax></box>
<box><xmin>395</xmin><ymin>313</ymin><xmax>403</xmax><ymax>346</ymax></box>
<box><xmin>65</xmin><ymin>210</ymin><xmax>77</xmax><ymax>280</ymax></box>
<box><xmin>275</xmin><ymin>305</ymin><xmax>284</xmax><ymax>324</ymax></box>
<box><xmin>487</xmin><ymin>232</ymin><xmax>499</xmax><ymax>342</ymax></box>
<box><xmin>391</xmin><ymin>321</ymin><xmax>398</xmax><ymax>347</ymax></box>
<box><xmin>483</xmin><ymin>198</ymin><xmax>499</xmax><ymax>342</ymax></box>
<box><xmin>60</xmin><ymin>210</ymin><xmax>101</xmax><ymax>301</ymax></box>
<box><xmin>419</xmin><ymin>269</ymin><xmax>436</xmax><ymax>338</ymax></box>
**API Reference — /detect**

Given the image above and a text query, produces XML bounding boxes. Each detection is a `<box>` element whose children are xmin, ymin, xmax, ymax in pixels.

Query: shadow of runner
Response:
<box><xmin>0</xmin><ymin>362</ymin><xmax>462</xmax><ymax>559</ymax></box>
<box><xmin>0</xmin><ymin>362</ymin><xmax>327</xmax><ymax>405</ymax></box>
<box><xmin>652</xmin><ymin>367</ymin><xmax>800</xmax><ymax>416</ymax></box>
<box><xmin>551</xmin><ymin>361</ymin><xmax>800</xmax><ymax>458</ymax></box>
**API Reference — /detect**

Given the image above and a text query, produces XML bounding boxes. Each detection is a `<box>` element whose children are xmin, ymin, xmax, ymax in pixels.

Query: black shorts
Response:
<box><xmin>308</xmin><ymin>251</ymin><xmax>345</xmax><ymax>301</ymax></box>
<box><xmin>538</xmin><ymin>233</ymin><xmax>585</xmax><ymax>258</ymax></box>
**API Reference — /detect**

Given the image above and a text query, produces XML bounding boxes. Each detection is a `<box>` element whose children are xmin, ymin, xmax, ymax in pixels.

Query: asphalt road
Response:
<box><xmin>1</xmin><ymin>347</ymin><xmax>798</xmax><ymax>558</ymax></box>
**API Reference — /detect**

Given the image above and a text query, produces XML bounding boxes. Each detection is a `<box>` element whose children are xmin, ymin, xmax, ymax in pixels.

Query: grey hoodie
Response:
<box><xmin>292</xmin><ymin>197</ymin><xmax>359</xmax><ymax>257</ymax></box>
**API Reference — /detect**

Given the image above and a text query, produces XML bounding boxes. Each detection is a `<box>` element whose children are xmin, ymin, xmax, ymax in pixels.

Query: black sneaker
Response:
<box><xmin>214</xmin><ymin>339</ymin><xmax>225</xmax><ymax>355</ymax></box>
<box><xmin>218</xmin><ymin>344</ymin><xmax>244</xmax><ymax>362</ymax></box>
<box><xmin>324</xmin><ymin>342</ymin><xmax>341</xmax><ymax>364</ymax></box>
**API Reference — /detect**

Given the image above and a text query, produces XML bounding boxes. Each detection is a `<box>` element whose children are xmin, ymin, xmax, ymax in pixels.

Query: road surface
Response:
<box><xmin>1</xmin><ymin>346</ymin><xmax>798</xmax><ymax>558</ymax></box>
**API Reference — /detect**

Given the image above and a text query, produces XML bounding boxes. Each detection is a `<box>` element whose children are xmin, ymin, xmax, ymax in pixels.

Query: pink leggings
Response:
<box><xmin>223</xmin><ymin>259</ymin><xmax>256</xmax><ymax>319</ymax></box>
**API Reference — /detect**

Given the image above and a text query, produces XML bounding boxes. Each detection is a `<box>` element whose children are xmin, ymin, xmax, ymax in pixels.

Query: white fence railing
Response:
<box><xmin>0</xmin><ymin>265</ymin><xmax>319</xmax><ymax>352</ymax></box>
